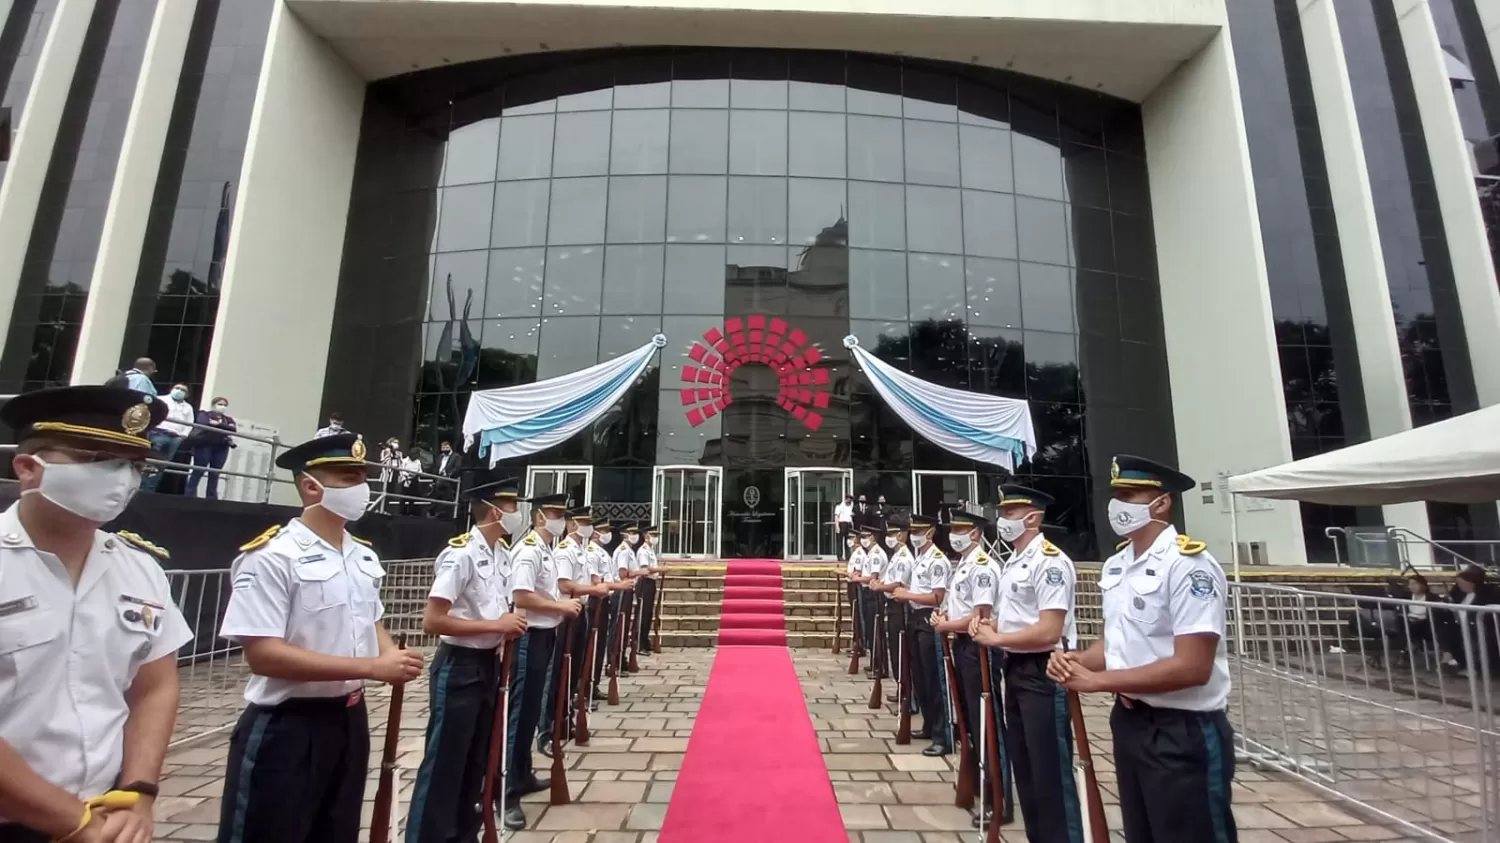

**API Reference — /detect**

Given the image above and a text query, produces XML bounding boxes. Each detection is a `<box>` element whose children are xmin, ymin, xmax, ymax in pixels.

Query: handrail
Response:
<box><xmin>1324</xmin><ymin>526</ymin><xmax>1348</xmax><ymax>566</ymax></box>
<box><xmin>1386</xmin><ymin>526</ymin><xmax>1482</xmax><ymax>572</ymax></box>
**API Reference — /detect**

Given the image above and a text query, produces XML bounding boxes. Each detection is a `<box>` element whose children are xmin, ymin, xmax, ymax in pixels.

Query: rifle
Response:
<box><xmin>575</xmin><ymin>599</ymin><xmax>605</xmax><ymax>745</ymax></box>
<box><xmin>481</xmin><ymin>637</ymin><xmax>520</xmax><ymax>843</ymax></box>
<box><xmin>370</xmin><ymin>633</ymin><xmax>408</xmax><ymax>843</ymax></box>
<box><xmin>977</xmin><ymin>645</ymin><xmax>1004</xmax><ymax>843</ymax></box>
<box><xmin>895</xmin><ymin>617</ymin><xmax>912</xmax><ymax>745</ymax></box>
<box><xmin>606</xmin><ymin>592</ymin><xmax>623</xmax><ymax>706</ymax></box>
<box><xmin>941</xmin><ymin>633</ymin><xmax>976</xmax><ymax>809</ymax></box>
<box><xmin>550</xmin><ymin>619</ymin><xmax>574</xmax><ymax>806</ymax></box>
<box><xmin>867</xmin><ymin>599</ymin><xmax>884</xmax><ymax>710</ymax></box>
<box><xmin>833</xmin><ymin>577</ymin><xmax>844</xmax><ymax>655</ymax></box>
<box><xmin>1062</xmin><ymin>642</ymin><xmax>1109</xmax><ymax>842</ymax></box>
<box><xmin>652</xmin><ymin>572</ymin><xmax>665</xmax><ymax>653</ymax></box>
<box><xmin>626</xmin><ymin>587</ymin><xmax>641</xmax><ymax>673</ymax></box>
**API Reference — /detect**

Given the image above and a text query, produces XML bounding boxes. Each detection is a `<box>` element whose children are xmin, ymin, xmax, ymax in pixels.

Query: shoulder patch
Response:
<box><xmin>117</xmin><ymin>531</ymin><xmax>170</xmax><ymax>560</ymax></box>
<box><xmin>448</xmin><ymin>531</ymin><xmax>471</xmax><ymax>549</ymax></box>
<box><xmin>1188</xmin><ymin>569</ymin><xmax>1217</xmax><ymax>599</ymax></box>
<box><xmin>1042</xmin><ymin>540</ymin><xmax>1060</xmax><ymax>557</ymax></box>
<box><xmin>1176</xmin><ymin>534</ymin><xmax>1207</xmax><ymax>556</ymax></box>
<box><xmin>350</xmin><ymin>534</ymin><xmax>373</xmax><ymax>547</ymax></box>
<box><xmin>1044</xmin><ymin>566</ymin><xmax>1065</xmax><ymax>586</ymax></box>
<box><xmin>239</xmin><ymin>525</ymin><xmax>281</xmax><ymax>552</ymax></box>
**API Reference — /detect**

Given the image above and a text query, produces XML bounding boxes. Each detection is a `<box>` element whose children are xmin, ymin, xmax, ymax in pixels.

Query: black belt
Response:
<box><xmin>252</xmin><ymin>689</ymin><xmax>365</xmax><ymax>712</ymax></box>
<box><xmin>439</xmin><ymin>642</ymin><xmax>499</xmax><ymax>660</ymax></box>
<box><xmin>1006</xmin><ymin>650</ymin><xmax>1051</xmax><ymax>662</ymax></box>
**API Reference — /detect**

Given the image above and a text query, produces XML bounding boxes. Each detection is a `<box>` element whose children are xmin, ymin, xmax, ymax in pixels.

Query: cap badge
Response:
<box><xmin>123</xmin><ymin>403</ymin><xmax>152</xmax><ymax>435</ymax></box>
<box><xmin>350</xmin><ymin>439</ymin><xmax>367</xmax><ymax>461</ymax></box>
<box><xmin>1110</xmin><ymin>458</ymin><xmax>1120</xmax><ymax>481</ymax></box>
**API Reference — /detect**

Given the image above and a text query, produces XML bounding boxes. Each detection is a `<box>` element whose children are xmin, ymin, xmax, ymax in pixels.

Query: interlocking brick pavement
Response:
<box><xmin>151</xmin><ymin>647</ymin><xmax>1454</xmax><ymax>842</ymax></box>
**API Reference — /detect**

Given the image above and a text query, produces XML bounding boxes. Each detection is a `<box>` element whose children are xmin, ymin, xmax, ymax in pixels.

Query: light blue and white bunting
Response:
<box><xmin>844</xmin><ymin>335</ymin><xmax>1036</xmax><ymax>470</ymax></box>
<box><xmin>463</xmin><ymin>334</ymin><xmax>666</xmax><ymax>466</ymax></box>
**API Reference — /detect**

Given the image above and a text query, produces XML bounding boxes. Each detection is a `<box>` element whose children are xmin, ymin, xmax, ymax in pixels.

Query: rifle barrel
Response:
<box><xmin>370</xmin><ymin>633</ymin><xmax>408</xmax><ymax>843</ymax></box>
<box><xmin>941</xmin><ymin>633</ymin><xmax>975</xmax><ymax>808</ymax></box>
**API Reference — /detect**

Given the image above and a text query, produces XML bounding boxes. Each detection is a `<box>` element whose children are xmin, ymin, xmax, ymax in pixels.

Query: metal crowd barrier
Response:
<box><xmin>1227</xmin><ymin>581</ymin><xmax>1499</xmax><ymax>840</ymax></box>
<box><xmin>165</xmin><ymin>559</ymin><xmax>437</xmax><ymax>748</ymax></box>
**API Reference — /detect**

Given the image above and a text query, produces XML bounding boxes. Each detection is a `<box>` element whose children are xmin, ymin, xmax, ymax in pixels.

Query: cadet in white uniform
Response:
<box><xmin>891</xmin><ymin>513</ymin><xmax>950</xmax><ymax>756</ymax></box>
<box><xmin>845</xmin><ymin>533</ymin><xmax>868</xmax><ymax>654</ymax></box>
<box><xmin>539</xmin><ymin>506</ymin><xmax>610</xmax><ymax>757</ymax></box>
<box><xmin>605</xmin><ymin>523</ymin><xmax>641</xmax><ymax>683</ymax></box>
<box><xmin>216</xmin><ymin>433</ymin><xmax>423</xmax><ymax>843</ymax></box>
<box><xmin>1048</xmin><ymin>456</ymin><xmax>1235</xmax><ymax>843</ymax></box>
<box><xmin>635</xmin><ymin>525</ymin><xmax>661</xmax><ymax>655</ymax></box>
<box><xmin>501</xmin><ymin>494</ymin><xmax>581</xmax><ymax>831</ymax></box>
<box><xmin>589</xmin><ymin>521</ymin><xmax>631</xmax><ymax>698</ymax></box>
<box><xmin>973</xmin><ymin>486</ymin><xmax>1081</xmax><ymax>843</ymax></box>
<box><xmin>873</xmin><ymin>521</ymin><xmax>914</xmax><ymax>705</ymax></box>
<box><xmin>0</xmin><ymin>387</ymin><xmax>192</xmax><ymax>843</ymax></box>
<box><xmin>858</xmin><ymin>525</ymin><xmax>888</xmax><ymax>678</ymax></box>
<box><xmin>935</xmin><ymin>510</ymin><xmax>1013</xmax><ymax>828</ymax></box>
<box><xmin>405</xmin><ymin>476</ymin><xmax>528</xmax><ymax>843</ymax></box>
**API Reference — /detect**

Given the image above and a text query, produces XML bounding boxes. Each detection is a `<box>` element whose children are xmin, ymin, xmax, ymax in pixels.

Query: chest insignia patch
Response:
<box><xmin>1108</xmin><ymin>567</ymin><xmax>1122</xmax><ymax>575</ymax></box>
<box><xmin>1133</xmin><ymin>596</ymin><xmax>1146</xmax><ymax>610</ymax></box>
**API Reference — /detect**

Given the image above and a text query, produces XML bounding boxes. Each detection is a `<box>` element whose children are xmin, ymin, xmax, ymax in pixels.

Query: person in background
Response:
<box><xmin>1448</xmin><ymin>566</ymin><xmax>1500</xmax><ymax>679</ymax></box>
<box><xmin>834</xmin><ymin>495</ymin><xmax>854</xmax><ymax>562</ymax></box>
<box><xmin>315</xmin><ymin>413</ymin><xmax>346</xmax><ymax>438</ymax></box>
<box><xmin>187</xmin><ymin>397</ymin><xmax>238</xmax><ymax>499</ymax></box>
<box><xmin>398</xmin><ymin>449</ymin><xmax>423</xmax><ymax>516</ymax></box>
<box><xmin>121</xmin><ymin>358</ymin><xmax>158</xmax><ymax>399</ymax></box>
<box><xmin>434</xmin><ymin>441</ymin><xmax>462</xmax><ymax>519</ymax></box>
<box><xmin>377</xmin><ymin>439</ymin><xmax>401</xmax><ymax>514</ymax></box>
<box><xmin>875</xmin><ymin>495</ymin><xmax>891</xmax><ymax>524</ymax></box>
<box><xmin>142</xmin><ymin>383</ymin><xmax>195</xmax><ymax>493</ymax></box>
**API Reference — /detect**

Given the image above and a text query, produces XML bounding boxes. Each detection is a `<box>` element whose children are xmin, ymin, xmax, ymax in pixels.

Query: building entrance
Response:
<box><xmin>912</xmin><ymin>470</ymin><xmax>978</xmax><ymax>521</ymax></box>
<box><xmin>784</xmin><ymin>468</ymin><xmax>852</xmax><ymax>560</ymax></box>
<box><xmin>652</xmin><ymin>466</ymin><xmax>722</xmax><ymax>558</ymax></box>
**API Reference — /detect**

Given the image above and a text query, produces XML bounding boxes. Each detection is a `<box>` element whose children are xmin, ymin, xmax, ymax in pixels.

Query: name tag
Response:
<box><xmin>0</xmin><ymin>595</ymin><xmax>38</xmax><ymax>617</ymax></box>
<box><xmin>119</xmin><ymin>594</ymin><xmax>166</xmax><ymax>611</ymax></box>
<box><xmin>297</xmin><ymin>554</ymin><xmax>326</xmax><ymax>564</ymax></box>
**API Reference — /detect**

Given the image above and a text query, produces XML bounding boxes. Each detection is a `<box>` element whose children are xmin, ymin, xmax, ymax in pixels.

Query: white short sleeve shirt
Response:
<box><xmin>0</xmin><ymin>506</ymin><xmax>192</xmax><ymax>816</ymax></box>
<box><xmin>219</xmin><ymin>518</ymin><xmax>386</xmax><ymax>705</ymax></box>
<box><xmin>509</xmin><ymin>531</ymin><xmax>562</xmax><ymax>630</ymax></box>
<box><xmin>429</xmin><ymin>531</ymin><xmax>510</xmax><ymax>649</ymax></box>
<box><xmin>1099</xmin><ymin>527</ymin><xmax>1230</xmax><ymax>711</ymax></box>
<box><xmin>908</xmin><ymin>545</ymin><xmax>950</xmax><ymax>598</ymax></box>
<box><xmin>995</xmin><ymin>537</ymin><xmax>1077</xmax><ymax>652</ymax></box>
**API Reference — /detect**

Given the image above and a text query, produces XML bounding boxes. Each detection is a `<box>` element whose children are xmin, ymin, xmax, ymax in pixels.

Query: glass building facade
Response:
<box><xmin>325</xmin><ymin>48</ymin><xmax>1174</xmax><ymax>560</ymax></box>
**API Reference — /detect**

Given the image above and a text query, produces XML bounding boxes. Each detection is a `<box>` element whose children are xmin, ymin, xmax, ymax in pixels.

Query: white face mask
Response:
<box><xmin>629</xmin><ymin>533</ymin><xmax>641</xmax><ymax>545</ymax></box>
<box><xmin>24</xmin><ymin>457</ymin><xmax>141</xmax><ymax>524</ymax></box>
<box><xmin>912</xmin><ymin>533</ymin><xmax>929</xmax><ymax>549</ymax></box>
<box><xmin>498</xmin><ymin>508</ymin><xmax>526</xmax><ymax>536</ymax></box>
<box><xmin>950</xmin><ymin>531</ymin><xmax>974</xmax><ymax>553</ymax></box>
<box><xmin>307</xmin><ymin>476</ymin><xmax>370</xmax><ymax>522</ymax></box>
<box><xmin>1108</xmin><ymin>496</ymin><xmax>1166</xmax><ymax>537</ymax></box>
<box><xmin>544</xmin><ymin>517</ymin><xmax>565</xmax><ymax>537</ymax></box>
<box><xmin>577</xmin><ymin>524</ymin><xmax>594</xmax><ymax>539</ymax></box>
<box><xmin>996</xmin><ymin>515</ymin><xmax>1030</xmax><ymax>543</ymax></box>
<box><xmin>884</xmin><ymin>535</ymin><xmax>897</xmax><ymax>548</ymax></box>
<box><xmin>860</xmin><ymin>537</ymin><xmax>872</xmax><ymax>548</ymax></box>
<box><xmin>596</xmin><ymin>531</ymin><xmax>611</xmax><ymax>544</ymax></box>
<box><xmin>213</xmin><ymin>403</ymin><xmax>228</xmax><ymax>412</ymax></box>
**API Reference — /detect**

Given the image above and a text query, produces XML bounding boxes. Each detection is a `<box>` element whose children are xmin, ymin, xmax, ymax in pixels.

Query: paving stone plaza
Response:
<box><xmin>143</xmin><ymin>646</ymin><xmax>1466</xmax><ymax>843</ymax></box>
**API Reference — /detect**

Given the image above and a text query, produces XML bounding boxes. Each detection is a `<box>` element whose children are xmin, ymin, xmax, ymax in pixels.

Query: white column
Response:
<box><xmin>0</xmin><ymin>0</ymin><xmax>96</xmax><ymax>354</ymax></box>
<box><xmin>201</xmin><ymin>0</ymin><xmax>363</xmax><ymax>503</ymax></box>
<box><xmin>1142</xmin><ymin>27</ymin><xmax>1307</xmax><ymax>564</ymax></box>
<box><xmin>1393</xmin><ymin>0</ymin><xmax>1500</xmax><ymax>406</ymax></box>
<box><xmin>71</xmin><ymin>0</ymin><xmax>197</xmax><ymax>384</ymax></box>
<box><xmin>0</xmin><ymin>2</ymin><xmax>15</xmax><ymax>36</ymax></box>
<box><xmin>1299</xmin><ymin>0</ymin><xmax>1433</xmax><ymax>557</ymax></box>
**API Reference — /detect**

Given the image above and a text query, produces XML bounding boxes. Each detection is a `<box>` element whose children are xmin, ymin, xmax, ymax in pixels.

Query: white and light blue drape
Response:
<box><xmin>463</xmin><ymin>335</ymin><xmax>666</xmax><ymax>466</ymax></box>
<box><xmin>844</xmin><ymin>335</ymin><xmax>1037</xmax><ymax>470</ymax></box>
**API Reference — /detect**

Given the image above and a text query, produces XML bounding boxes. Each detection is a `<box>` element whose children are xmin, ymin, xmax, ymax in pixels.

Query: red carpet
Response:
<box><xmin>659</xmin><ymin>561</ymin><xmax>844</xmax><ymax>842</ymax></box>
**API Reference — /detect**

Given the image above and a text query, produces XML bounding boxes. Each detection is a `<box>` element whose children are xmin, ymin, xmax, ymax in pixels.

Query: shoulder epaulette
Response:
<box><xmin>1176</xmin><ymin>534</ymin><xmax>1207</xmax><ymax>556</ymax></box>
<box><xmin>974</xmin><ymin>552</ymin><xmax>990</xmax><ymax>565</ymax></box>
<box><xmin>116</xmin><ymin>531</ymin><xmax>170</xmax><ymax>560</ymax></box>
<box><xmin>558</xmin><ymin>538</ymin><xmax>572</xmax><ymax>549</ymax></box>
<box><xmin>524</xmin><ymin>534</ymin><xmax>539</xmax><ymax>546</ymax></box>
<box><xmin>350</xmin><ymin>534</ymin><xmax>373</xmax><ymax>547</ymax></box>
<box><xmin>448</xmin><ymin>531</ymin><xmax>471</xmax><ymax>549</ymax></box>
<box><xmin>498</xmin><ymin>537</ymin><xmax>510</xmax><ymax>550</ymax></box>
<box><xmin>240</xmin><ymin>525</ymin><xmax>281</xmax><ymax>552</ymax></box>
<box><xmin>1042</xmin><ymin>540</ymin><xmax>1060</xmax><ymax>557</ymax></box>
<box><xmin>1116</xmin><ymin>539</ymin><xmax>1130</xmax><ymax>551</ymax></box>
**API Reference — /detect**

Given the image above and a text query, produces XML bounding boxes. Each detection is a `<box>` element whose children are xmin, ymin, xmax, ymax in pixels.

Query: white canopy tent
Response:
<box><xmin>1227</xmin><ymin>404</ymin><xmax>1500</xmax><ymax>506</ymax></box>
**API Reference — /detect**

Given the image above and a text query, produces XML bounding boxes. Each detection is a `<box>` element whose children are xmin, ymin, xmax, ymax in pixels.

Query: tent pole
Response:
<box><xmin>1230</xmin><ymin>497</ymin><xmax>1246</xmax><ymax>657</ymax></box>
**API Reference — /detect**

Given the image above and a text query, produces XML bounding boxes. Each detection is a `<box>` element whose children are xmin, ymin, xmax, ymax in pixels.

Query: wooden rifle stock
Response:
<box><xmin>1062</xmin><ymin>643</ymin><xmax>1109</xmax><ymax>842</ymax></box>
<box><xmin>652</xmin><ymin>572</ymin><xmax>664</xmax><ymax>653</ymax></box>
<box><xmin>941</xmin><ymin>633</ymin><xmax>975</xmax><ymax>808</ymax></box>
<box><xmin>626</xmin><ymin>588</ymin><xmax>641</xmax><ymax>673</ymax></box>
<box><xmin>847</xmin><ymin>585</ymin><xmax>862</xmax><ymax>674</ymax></box>
<box><xmin>868</xmin><ymin>601</ymin><xmax>884</xmax><ymax>709</ymax></box>
<box><xmin>895</xmin><ymin>618</ymin><xmax>911</xmax><ymax>744</ymax></box>
<box><xmin>606</xmin><ymin>593</ymin><xmax>622</xmax><ymax>706</ymax></box>
<box><xmin>481</xmin><ymin>638</ymin><xmax>519</xmax><ymax>843</ymax></box>
<box><xmin>370</xmin><ymin>633</ymin><xmax>407</xmax><ymax>843</ymax></box>
<box><xmin>977</xmin><ymin>645</ymin><xmax>1004</xmax><ymax>843</ymax></box>
<box><xmin>575</xmin><ymin>599</ymin><xmax>605</xmax><ymax>744</ymax></box>
<box><xmin>550</xmin><ymin>619</ymin><xmax>574</xmax><ymax>805</ymax></box>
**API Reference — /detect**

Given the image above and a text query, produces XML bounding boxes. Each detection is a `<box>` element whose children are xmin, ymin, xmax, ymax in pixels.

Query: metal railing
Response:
<box><xmin>166</xmin><ymin>560</ymin><xmax>436</xmax><ymax>747</ymax></box>
<box><xmin>1228</xmin><ymin>582</ymin><xmax>1499</xmax><ymax>840</ymax></box>
<box><xmin>1387</xmin><ymin>527</ymin><xmax>1500</xmax><ymax>572</ymax></box>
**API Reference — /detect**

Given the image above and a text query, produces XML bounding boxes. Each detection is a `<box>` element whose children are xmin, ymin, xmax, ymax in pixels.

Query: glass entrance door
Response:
<box><xmin>652</xmin><ymin>466</ymin><xmax>722</xmax><ymax>558</ymax></box>
<box><xmin>911</xmin><ymin>470</ymin><xmax>978</xmax><ymax>520</ymax></box>
<box><xmin>526</xmin><ymin>466</ymin><xmax>593</xmax><ymax>508</ymax></box>
<box><xmin>784</xmin><ymin>468</ymin><xmax>853</xmax><ymax>560</ymax></box>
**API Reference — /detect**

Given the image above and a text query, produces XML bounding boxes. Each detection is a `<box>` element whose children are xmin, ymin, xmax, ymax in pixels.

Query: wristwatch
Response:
<box><xmin>116</xmin><ymin>781</ymin><xmax>159</xmax><ymax>798</ymax></box>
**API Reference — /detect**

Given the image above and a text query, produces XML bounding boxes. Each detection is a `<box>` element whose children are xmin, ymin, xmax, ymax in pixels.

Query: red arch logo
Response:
<box><xmin>679</xmin><ymin>314</ymin><xmax>832</xmax><ymax>431</ymax></box>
